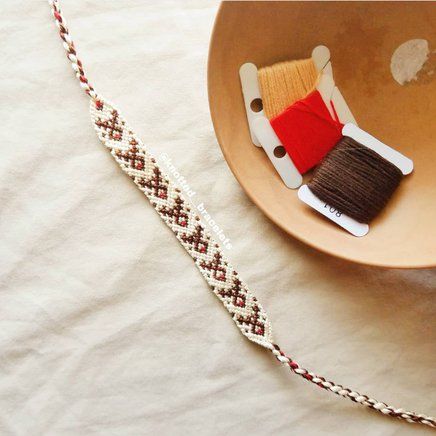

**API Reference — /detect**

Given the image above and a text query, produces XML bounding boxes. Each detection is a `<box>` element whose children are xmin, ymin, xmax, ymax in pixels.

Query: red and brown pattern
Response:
<box><xmin>115</xmin><ymin>144</ymin><xmax>145</xmax><ymax>171</ymax></box>
<box><xmin>96</xmin><ymin>110</ymin><xmax>124</xmax><ymax>141</ymax></box>
<box><xmin>88</xmin><ymin>96</ymin><xmax>436</xmax><ymax>428</ymax></box>
<box><xmin>49</xmin><ymin>0</ymin><xmax>96</xmax><ymax>98</ymax></box>
<box><xmin>138</xmin><ymin>167</ymin><xmax>168</xmax><ymax>199</ymax></box>
<box><xmin>218</xmin><ymin>276</ymin><xmax>246</xmax><ymax>308</ymax></box>
<box><xmin>180</xmin><ymin>224</ymin><xmax>209</xmax><ymax>254</ymax></box>
<box><xmin>158</xmin><ymin>196</ymin><xmax>189</xmax><ymax>228</ymax></box>
<box><xmin>90</xmin><ymin>97</ymin><xmax>271</xmax><ymax>348</ymax></box>
<box><xmin>49</xmin><ymin>1</ymin><xmax>435</xmax><ymax>425</ymax></box>
<box><xmin>237</xmin><ymin>307</ymin><xmax>265</xmax><ymax>336</ymax></box>
<box><xmin>91</xmin><ymin>99</ymin><xmax>436</xmax><ymax>427</ymax></box>
<box><xmin>200</xmin><ymin>252</ymin><xmax>227</xmax><ymax>282</ymax></box>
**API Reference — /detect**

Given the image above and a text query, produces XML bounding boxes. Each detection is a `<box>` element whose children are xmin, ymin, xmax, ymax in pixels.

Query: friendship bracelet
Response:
<box><xmin>48</xmin><ymin>0</ymin><xmax>435</xmax><ymax>428</ymax></box>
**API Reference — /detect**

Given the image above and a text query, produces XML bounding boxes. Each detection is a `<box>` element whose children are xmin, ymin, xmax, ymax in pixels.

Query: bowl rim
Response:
<box><xmin>206</xmin><ymin>2</ymin><xmax>435</xmax><ymax>270</ymax></box>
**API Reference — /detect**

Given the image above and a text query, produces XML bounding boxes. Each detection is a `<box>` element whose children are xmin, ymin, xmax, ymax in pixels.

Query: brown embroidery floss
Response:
<box><xmin>308</xmin><ymin>136</ymin><xmax>404</xmax><ymax>223</ymax></box>
<box><xmin>49</xmin><ymin>0</ymin><xmax>436</xmax><ymax>428</ymax></box>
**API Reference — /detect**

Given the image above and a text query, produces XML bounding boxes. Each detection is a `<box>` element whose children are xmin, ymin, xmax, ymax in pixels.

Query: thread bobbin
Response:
<box><xmin>239</xmin><ymin>45</ymin><xmax>357</xmax><ymax>189</ymax></box>
<box><xmin>298</xmin><ymin>124</ymin><xmax>414</xmax><ymax>236</ymax></box>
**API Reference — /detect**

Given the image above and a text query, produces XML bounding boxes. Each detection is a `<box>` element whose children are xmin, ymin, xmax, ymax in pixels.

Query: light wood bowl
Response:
<box><xmin>208</xmin><ymin>1</ymin><xmax>436</xmax><ymax>269</ymax></box>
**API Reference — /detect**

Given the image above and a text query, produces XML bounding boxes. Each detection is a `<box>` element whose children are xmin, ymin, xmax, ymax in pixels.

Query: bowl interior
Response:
<box><xmin>208</xmin><ymin>1</ymin><xmax>436</xmax><ymax>268</ymax></box>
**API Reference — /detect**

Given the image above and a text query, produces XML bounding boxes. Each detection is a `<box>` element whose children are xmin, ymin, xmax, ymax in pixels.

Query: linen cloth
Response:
<box><xmin>0</xmin><ymin>1</ymin><xmax>434</xmax><ymax>435</ymax></box>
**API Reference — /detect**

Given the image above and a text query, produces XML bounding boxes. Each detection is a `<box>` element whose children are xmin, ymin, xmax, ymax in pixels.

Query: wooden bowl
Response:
<box><xmin>208</xmin><ymin>1</ymin><xmax>436</xmax><ymax>269</ymax></box>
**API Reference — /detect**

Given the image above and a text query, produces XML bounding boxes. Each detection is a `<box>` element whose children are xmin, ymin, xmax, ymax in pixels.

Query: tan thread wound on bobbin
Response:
<box><xmin>49</xmin><ymin>0</ymin><xmax>436</xmax><ymax>427</ymax></box>
<box><xmin>258</xmin><ymin>58</ymin><xmax>318</xmax><ymax>119</ymax></box>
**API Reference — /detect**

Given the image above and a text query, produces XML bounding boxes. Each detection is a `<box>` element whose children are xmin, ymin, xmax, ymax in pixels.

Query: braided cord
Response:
<box><xmin>49</xmin><ymin>0</ymin><xmax>96</xmax><ymax>98</ymax></box>
<box><xmin>270</xmin><ymin>344</ymin><xmax>435</xmax><ymax>426</ymax></box>
<box><xmin>49</xmin><ymin>0</ymin><xmax>435</xmax><ymax>429</ymax></box>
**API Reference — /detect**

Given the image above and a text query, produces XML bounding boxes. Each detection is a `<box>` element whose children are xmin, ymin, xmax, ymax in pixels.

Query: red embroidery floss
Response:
<box><xmin>270</xmin><ymin>90</ymin><xmax>343</xmax><ymax>174</ymax></box>
<box><xmin>49</xmin><ymin>0</ymin><xmax>435</xmax><ymax>428</ymax></box>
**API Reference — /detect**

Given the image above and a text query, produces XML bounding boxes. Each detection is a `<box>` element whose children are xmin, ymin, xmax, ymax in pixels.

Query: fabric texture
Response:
<box><xmin>91</xmin><ymin>97</ymin><xmax>272</xmax><ymax>347</ymax></box>
<box><xmin>88</xmin><ymin>94</ymin><xmax>431</xmax><ymax>426</ymax></box>
<box><xmin>0</xmin><ymin>1</ymin><xmax>435</xmax><ymax>435</ymax></box>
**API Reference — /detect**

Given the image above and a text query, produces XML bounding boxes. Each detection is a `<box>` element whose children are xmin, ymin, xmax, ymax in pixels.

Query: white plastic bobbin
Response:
<box><xmin>312</xmin><ymin>45</ymin><xmax>332</xmax><ymax>76</ymax></box>
<box><xmin>298</xmin><ymin>185</ymin><xmax>369</xmax><ymax>237</ymax></box>
<box><xmin>313</xmin><ymin>46</ymin><xmax>357</xmax><ymax>126</ymax></box>
<box><xmin>316</xmin><ymin>73</ymin><xmax>337</xmax><ymax>120</ymax></box>
<box><xmin>239</xmin><ymin>63</ymin><xmax>263</xmax><ymax>147</ymax></box>
<box><xmin>239</xmin><ymin>62</ymin><xmax>302</xmax><ymax>188</ymax></box>
<box><xmin>298</xmin><ymin>123</ymin><xmax>414</xmax><ymax>237</ymax></box>
<box><xmin>331</xmin><ymin>86</ymin><xmax>357</xmax><ymax>125</ymax></box>
<box><xmin>343</xmin><ymin>123</ymin><xmax>413</xmax><ymax>175</ymax></box>
<box><xmin>239</xmin><ymin>45</ymin><xmax>358</xmax><ymax>190</ymax></box>
<box><xmin>252</xmin><ymin>117</ymin><xmax>302</xmax><ymax>189</ymax></box>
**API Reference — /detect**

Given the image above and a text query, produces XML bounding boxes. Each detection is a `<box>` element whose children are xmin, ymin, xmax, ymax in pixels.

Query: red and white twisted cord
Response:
<box><xmin>49</xmin><ymin>0</ymin><xmax>96</xmax><ymax>99</ymax></box>
<box><xmin>49</xmin><ymin>0</ymin><xmax>435</xmax><ymax>429</ymax></box>
<box><xmin>270</xmin><ymin>344</ymin><xmax>435</xmax><ymax>426</ymax></box>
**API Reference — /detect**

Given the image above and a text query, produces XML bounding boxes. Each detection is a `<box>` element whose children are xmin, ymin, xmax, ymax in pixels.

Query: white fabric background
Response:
<box><xmin>0</xmin><ymin>1</ymin><xmax>435</xmax><ymax>435</ymax></box>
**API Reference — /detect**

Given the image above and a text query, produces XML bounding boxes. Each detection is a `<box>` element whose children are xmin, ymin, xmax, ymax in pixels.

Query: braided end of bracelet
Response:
<box><xmin>267</xmin><ymin>343</ymin><xmax>436</xmax><ymax>427</ymax></box>
<box><xmin>49</xmin><ymin>0</ymin><xmax>97</xmax><ymax>99</ymax></box>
